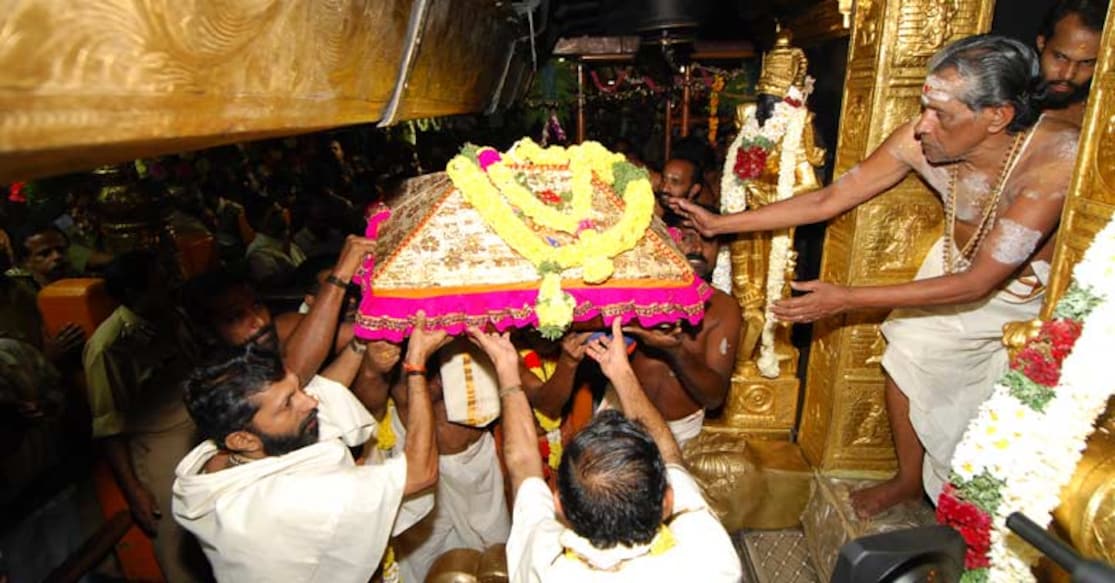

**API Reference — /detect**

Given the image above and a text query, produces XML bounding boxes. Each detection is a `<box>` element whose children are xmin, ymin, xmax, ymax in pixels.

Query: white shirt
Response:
<box><xmin>172</xmin><ymin>376</ymin><xmax>407</xmax><ymax>583</ymax></box>
<box><xmin>506</xmin><ymin>464</ymin><xmax>741</xmax><ymax>583</ymax></box>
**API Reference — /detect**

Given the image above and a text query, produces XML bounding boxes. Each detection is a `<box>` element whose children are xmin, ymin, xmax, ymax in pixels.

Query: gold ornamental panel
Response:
<box><xmin>390</xmin><ymin>0</ymin><xmax>518</xmax><ymax>121</ymax></box>
<box><xmin>718</xmin><ymin>377</ymin><xmax>800</xmax><ymax>436</ymax></box>
<box><xmin>0</xmin><ymin>0</ymin><xmax>414</xmax><ymax>181</ymax></box>
<box><xmin>851</xmin><ymin>190</ymin><xmax>942</xmax><ymax>283</ymax></box>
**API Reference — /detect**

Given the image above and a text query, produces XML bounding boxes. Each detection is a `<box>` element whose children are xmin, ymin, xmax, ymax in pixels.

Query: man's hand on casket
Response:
<box><xmin>333</xmin><ymin>235</ymin><xmax>379</xmax><ymax>282</ymax></box>
<box><xmin>623</xmin><ymin>323</ymin><xmax>684</xmax><ymax>352</ymax></box>
<box><xmin>404</xmin><ymin>311</ymin><xmax>451</xmax><ymax>368</ymax></box>
<box><xmin>364</xmin><ymin>341</ymin><xmax>401</xmax><ymax>375</ymax></box>
<box><xmin>771</xmin><ymin>280</ymin><xmax>851</xmax><ymax>323</ymax></box>
<box><xmin>559</xmin><ymin>331</ymin><xmax>593</xmax><ymax>364</ymax></box>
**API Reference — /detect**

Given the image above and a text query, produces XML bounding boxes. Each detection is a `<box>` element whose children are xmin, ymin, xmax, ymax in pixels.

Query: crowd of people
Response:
<box><xmin>0</xmin><ymin>1</ymin><xmax>1107</xmax><ymax>581</ymax></box>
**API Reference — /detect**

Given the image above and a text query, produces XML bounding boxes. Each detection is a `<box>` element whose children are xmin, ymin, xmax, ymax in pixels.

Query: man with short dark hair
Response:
<box><xmin>172</xmin><ymin>315</ymin><xmax>445</xmax><ymax>581</ymax></box>
<box><xmin>1036</xmin><ymin>0</ymin><xmax>1108</xmax><ymax>125</ymax></box>
<box><xmin>657</xmin><ymin>158</ymin><xmax>708</xmax><ymax>209</ymax></box>
<box><xmin>673</xmin><ymin>35</ymin><xmax>1080</xmax><ymax>517</ymax></box>
<box><xmin>7</xmin><ymin>223</ymin><xmax>72</xmax><ymax>291</ymax></box>
<box><xmin>182</xmin><ymin>235</ymin><xmax>374</xmax><ymax>386</ymax></box>
<box><xmin>469</xmin><ymin>318</ymin><xmax>740</xmax><ymax>581</ymax></box>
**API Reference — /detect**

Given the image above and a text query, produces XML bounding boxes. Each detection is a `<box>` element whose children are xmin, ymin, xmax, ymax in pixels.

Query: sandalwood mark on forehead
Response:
<box><xmin>719</xmin><ymin>337</ymin><xmax>729</xmax><ymax>356</ymax></box>
<box><xmin>921</xmin><ymin>74</ymin><xmax>959</xmax><ymax>105</ymax></box>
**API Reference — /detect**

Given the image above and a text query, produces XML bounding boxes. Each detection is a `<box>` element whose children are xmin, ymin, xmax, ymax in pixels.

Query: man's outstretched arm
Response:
<box><xmin>400</xmin><ymin>312</ymin><xmax>448</xmax><ymax>495</ymax></box>
<box><xmin>670</xmin><ymin>120</ymin><xmax>917</xmax><ymax>236</ymax></box>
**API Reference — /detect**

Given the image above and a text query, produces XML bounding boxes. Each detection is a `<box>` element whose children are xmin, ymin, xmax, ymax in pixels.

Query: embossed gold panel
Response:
<box><xmin>798</xmin><ymin>0</ymin><xmax>995</xmax><ymax>476</ymax></box>
<box><xmin>0</xmin><ymin>0</ymin><xmax>415</xmax><ymax>181</ymax></box>
<box><xmin>0</xmin><ymin>0</ymin><xmax>520</xmax><ymax>183</ymax></box>
<box><xmin>391</xmin><ymin>0</ymin><xmax>518</xmax><ymax>121</ymax></box>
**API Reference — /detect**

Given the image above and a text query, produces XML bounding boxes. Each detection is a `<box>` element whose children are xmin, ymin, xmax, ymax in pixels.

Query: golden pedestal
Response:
<box><xmin>800</xmin><ymin>475</ymin><xmax>935</xmax><ymax>581</ymax></box>
<box><xmin>684</xmin><ymin>432</ymin><xmax>813</xmax><ymax>531</ymax></box>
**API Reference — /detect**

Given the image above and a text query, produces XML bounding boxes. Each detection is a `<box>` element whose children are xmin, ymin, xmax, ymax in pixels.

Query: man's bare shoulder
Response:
<box><xmin>701</xmin><ymin>289</ymin><xmax>742</xmax><ymax>339</ymax></box>
<box><xmin>1007</xmin><ymin>118</ymin><xmax>1079</xmax><ymax>202</ymax></box>
<box><xmin>1016</xmin><ymin>118</ymin><xmax>1079</xmax><ymax>175</ymax></box>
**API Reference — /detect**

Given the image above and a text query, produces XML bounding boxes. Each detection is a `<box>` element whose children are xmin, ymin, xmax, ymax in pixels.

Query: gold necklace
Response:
<box><xmin>942</xmin><ymin>130</ymin><xmax>1027</xmax><ymax>274</ymax></box>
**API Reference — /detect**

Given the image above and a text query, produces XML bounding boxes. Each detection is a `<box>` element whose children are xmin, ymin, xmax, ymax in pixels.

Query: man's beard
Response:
<box><xmin>254</xmin><ymin>409</ymin><xmax>319</xmax><ymax>456</ymax></box>
<box><xmin>1043</xmin><ymin>79</ymin><xmax>1091</xmax><ymax>109</ymax></box>
<box><xmin>242</xmin><ymin>323</ymin><xmax>280</xmax><ymax>352</ymax></box>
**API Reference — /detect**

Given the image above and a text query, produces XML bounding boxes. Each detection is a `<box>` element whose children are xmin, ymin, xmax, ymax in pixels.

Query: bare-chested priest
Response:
<box><xmin>672</xmin><ymin>35</ymin><xmax>1079</xmax><ymax>516</ymax></box>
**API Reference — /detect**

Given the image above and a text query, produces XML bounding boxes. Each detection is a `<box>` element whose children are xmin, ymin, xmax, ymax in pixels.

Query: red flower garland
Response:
<box><xmin>937</xmin><ymin>484</ymin><xmax>992</xmax><ymax>569</ymax></box>
<box><xmin>1009</xmin><ymin>319</ymin><xmax>1083</xmax><ymax>387</ymax></box>
<box><xmin>734</xmin><ymin>146</ymin><xmax>768</xmax><ymax>181</ymax></box>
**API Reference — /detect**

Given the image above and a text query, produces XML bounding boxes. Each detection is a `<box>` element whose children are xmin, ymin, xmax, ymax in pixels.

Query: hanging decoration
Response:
<box><xmin>708</xmin><ymin>74</ymin><xmax>726</xmax><ymax>146</ymax></box>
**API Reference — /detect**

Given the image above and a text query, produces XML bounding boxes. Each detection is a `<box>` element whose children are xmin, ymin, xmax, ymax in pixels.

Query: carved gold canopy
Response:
<box><xmin>0</xmin><ymin>0</ymin><xmax>530</xmax><ymax>183</ymax></box>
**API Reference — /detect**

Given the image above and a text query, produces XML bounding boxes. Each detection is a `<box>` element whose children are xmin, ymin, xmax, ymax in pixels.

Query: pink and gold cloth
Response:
<box><xmin>352</xmin><ymin>172</ymin><xmax>710</xmax><ymax>342</ymax></box>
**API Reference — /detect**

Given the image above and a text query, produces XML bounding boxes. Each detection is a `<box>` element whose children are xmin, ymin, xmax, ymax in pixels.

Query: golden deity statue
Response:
<box><xmin>685</xmin><ymin>29</ymin><xmax>825</xmax><ymax>532</ymax></box>
<box><xmin>713</xmin><ymin>29</ymin><xmax>825</xmax><ymax>434</ymax></box>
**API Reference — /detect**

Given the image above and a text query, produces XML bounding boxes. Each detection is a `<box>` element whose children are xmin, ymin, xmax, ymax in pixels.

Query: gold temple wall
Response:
<box><xmin>798</xmin><ymin>0</ymin><xmax>996</xmax><ymax>476</ymax></box>
<box><xmin>0</xmin><ymin>0</ymin><xmax>521</xmax><ymax>183</ymax></box>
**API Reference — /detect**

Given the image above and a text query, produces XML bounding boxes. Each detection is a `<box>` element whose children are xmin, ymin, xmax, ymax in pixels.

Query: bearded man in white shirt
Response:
<box><xmin>172</xmin><ymin>313</ymin><xmax>448</xmax><ymax>582</ymax></box>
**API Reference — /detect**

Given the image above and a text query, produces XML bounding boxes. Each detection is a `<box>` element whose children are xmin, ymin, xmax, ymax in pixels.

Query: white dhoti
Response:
<box><xmin>395</xmin><ymin>431</ymin><xmax>510</xmax><ymax>582</ymax></box>
<box><xmin>600</xmin><ymin>388</ymin><xmax>706</xmax><ymax>449</ymax></box>
<box><xmin>880</xmin><ymin>238</ymin><xmax>1044</xmax><ymax>500</ymax></box>
<box><xmin>666</xmin><ymin>408</ymin><xmax>706</xmax><ymax>449</ymax></box>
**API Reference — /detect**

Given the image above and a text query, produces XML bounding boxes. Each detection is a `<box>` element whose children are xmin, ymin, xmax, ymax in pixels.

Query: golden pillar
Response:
<box><xmin>797</xmin><ymin>0</ymin><xmax>995</xmax><ymax>475</ymax></box>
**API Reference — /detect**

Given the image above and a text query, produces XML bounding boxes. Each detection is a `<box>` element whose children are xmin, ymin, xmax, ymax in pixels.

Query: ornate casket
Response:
<box><xmin>352</xmin><ymin>139</ymin><xmax>711</xmax><ymax>342</ymax></box>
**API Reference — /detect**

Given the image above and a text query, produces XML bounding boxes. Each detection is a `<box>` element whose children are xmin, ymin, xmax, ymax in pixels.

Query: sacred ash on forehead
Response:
<box><xmin>991</xmin><ymin>218</ymin><xmax>1043</xmax><ymax>265</ymax></box>
<box><xmin>920</xmin><ymin>74</ymin><xmax>960</xmax><ymax>106</ymax></box>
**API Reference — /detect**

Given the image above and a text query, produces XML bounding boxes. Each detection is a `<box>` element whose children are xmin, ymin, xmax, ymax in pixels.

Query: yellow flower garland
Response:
<box><xmin>446</xmin><ymin>139</ymin><xmax>655</xmax><ymax>336</ymax></box>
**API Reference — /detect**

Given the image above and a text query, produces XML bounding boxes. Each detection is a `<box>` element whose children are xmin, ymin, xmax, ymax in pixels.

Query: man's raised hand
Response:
<box><xmin>332</xmin><ymin>235</ymin><xmax>379</xmax><ymax>283</ymax></box>
<box><xmin>584</xmin><ymin>317</ymin><xmax>636</xmax><ymax>382</ymax></box>
<box><xmin>466</xmin><ymin>326</ymin><xmax>520</xmax><ymax>388</ymax></box>
<box><xmin>405</xmin><ymin>311</ymin><xmax>451</xmax><ymax>370</ymax></box>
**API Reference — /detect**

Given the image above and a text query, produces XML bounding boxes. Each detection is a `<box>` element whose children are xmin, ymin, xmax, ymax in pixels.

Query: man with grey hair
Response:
<box><xmin>672</xmin><ymin>35</ymin><xmax>1079</xmax><ymax>516</ymax></box>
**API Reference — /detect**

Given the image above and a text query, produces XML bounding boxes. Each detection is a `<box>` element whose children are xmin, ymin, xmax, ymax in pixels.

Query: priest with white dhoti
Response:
<box><xmin>390</xmin><ymin>340</ymin><xmax>511</xmax><ymax>582</ymax></box>
<box><xmin>172</xmin><ymin>314</ymin><xmax>448</xmax><ymax>582</ymax></box>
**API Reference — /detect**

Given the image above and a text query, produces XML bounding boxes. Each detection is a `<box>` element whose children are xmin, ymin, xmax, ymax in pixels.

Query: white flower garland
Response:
<box><xmin>948</xmin><ymin>212</ymin><xmax>1115</xmax><ymax>582</ymax></box>
<box><xmin>756</xmin><ymin>98</ymin><xmax>809</xmax><ymax>378</ymax></box>
<box><xmin>711</xmin><ymin>81</ymin><xmax>813</xmax><ymax>378</ymax></box>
